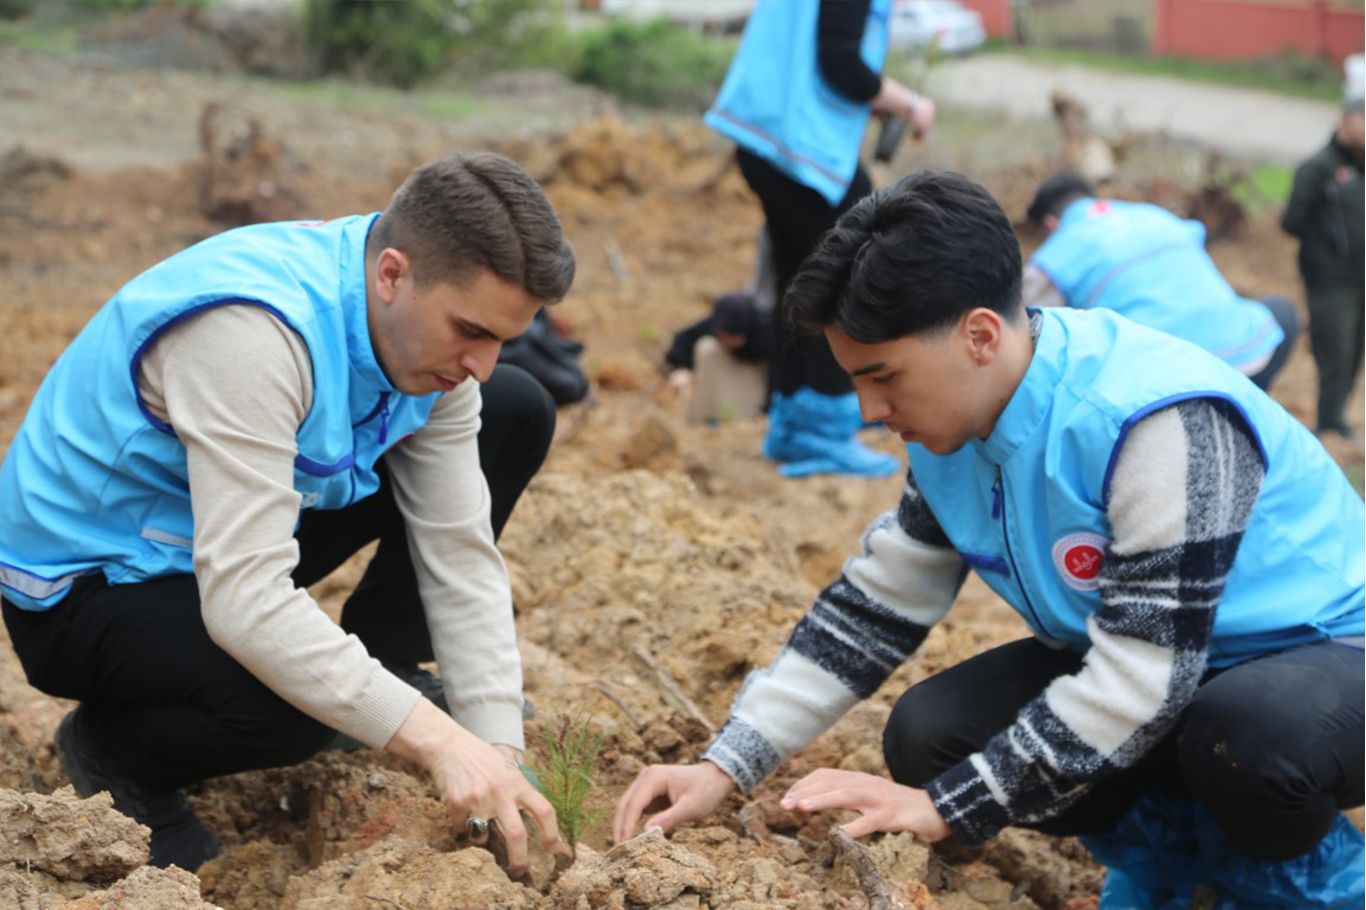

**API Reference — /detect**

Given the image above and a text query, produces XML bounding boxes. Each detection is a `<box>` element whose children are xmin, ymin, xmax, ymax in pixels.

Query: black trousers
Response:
<box><xmin>1246</xmin><ymin>294</ymin><xmax>1300</xmax><ymax>392</ymax></box>
<box><xmin>3</xmin><ymin>365</ymin><xmax>554</xmax><ymax>792</ymax></box>
<box><xmin>882</xmin><ymin>637</ymin><xmax>1364</xmax><ymax>861</ymax></box>
<box><xmin>736</xmin><ymin>149</ymin><xmax>873</xmax><ymax>397</ymax></box>
<box><xmin>1304</xmin><ymin>283</ymin><xmax>1365</xmax><ymax>433</ymax></box>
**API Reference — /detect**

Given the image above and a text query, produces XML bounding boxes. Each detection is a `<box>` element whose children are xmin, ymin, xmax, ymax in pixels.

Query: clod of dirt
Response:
<box><xmin>49</xmin><ymin>864</ymin><xmax>223</xmax><ymax>910</ymax></box>
<box><xmin>550</xmin><ymin>827</ymin><xmax>718</xmax><ymax>910</ymax></box>
<box><xmin>280</xmin><ymin>834</ymin><xmax>542</xmax><ymax>910</ymax></box>
<box><xmin>197</xmin><ymin>102</ymin><xmax>307</xmax><ymax>227</ymax></box>
<box><xmin>0</xmin><ymin>786</ymin><xmax>148</xmax><ymax>883</ymax></box>
<box><xmin>621</xmin><ymin>409</ymin><xmax>680</xmax><ymax>471</ymax></box>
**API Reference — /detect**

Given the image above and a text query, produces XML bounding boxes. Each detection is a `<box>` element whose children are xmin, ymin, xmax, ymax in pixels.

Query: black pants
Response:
<box><xmin>1246</xmin><ymin>294</ymin><xmax>1300</xmax><ymax>392</ymax></box>
<box><xmin>1304</xmin><ymin>283</ymin><xmax>1365</xmax><ymax>433</ymax></box>
<box><xmin>736</xmin><ymin>149</ymin><xmax>873</xmax><ymax>397</ymax></box>
<box><xmin>3</xmin><ymin>365</ymin><xmax>554</xmax><ymax>792</ymax></box>
<box><xmin>882</xmin><ymin>637</ymin><xmax>1364</xmax><ymax>861</ymax></box>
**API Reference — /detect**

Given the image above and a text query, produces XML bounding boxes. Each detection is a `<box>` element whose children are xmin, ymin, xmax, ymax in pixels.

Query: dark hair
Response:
<box><xmin>372</xmin><ymin>152</ymin><xmax>576</xmax><ymax>304</ymax></box>
<box><xmin>1026</xmin><ymin>171</ymin><xmax>1095</xmax><ymax>225</ymax></box>
<box><xmin>786</xmin><ymin>170</ymin><xmax>1023</xmax><ymax>343</ymax></box>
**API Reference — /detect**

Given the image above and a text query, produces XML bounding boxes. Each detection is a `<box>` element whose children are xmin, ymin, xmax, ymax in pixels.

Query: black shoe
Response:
<box><xmin>55</xmin><ymin>709</ymin><xmax>220</xmax><ymax>872</ymax></box>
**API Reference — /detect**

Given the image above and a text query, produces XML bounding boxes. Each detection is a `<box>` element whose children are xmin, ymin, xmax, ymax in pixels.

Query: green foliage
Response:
<box><xmin>304</xmin><ymin>0</ymin><xmax>566</xmax><ymax>90</ymax></box>
<box><xmin>1233</xmin><ymin>163</ymin><xmax>1294</xmax><ymax>214</ymax></box>
<box><xmin>570</xmin><ymin>17</ymin><xmax>734</xmax><ymax>110</ymax></box>
<box><xmin>305</xmin><ymin>0</ymin><xmax>456</xmax><ymax>89</ymax></box>
<box><xmin>0</xmin><ymin>0</ymin><xmax>39</xmax><ymax>22</ymax></box>
<box><xmin>447</xmin><ymin>0</ymin><xmax>570</xmax><ymax>75</ymax></box>
<box><xmin>532</xmin><ymin>711</ymin><xmax>605</xmax><ymax>853</ymax></box>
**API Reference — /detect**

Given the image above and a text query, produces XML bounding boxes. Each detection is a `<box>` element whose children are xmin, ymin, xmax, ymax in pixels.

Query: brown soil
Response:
<box><xmin>1</xmin><ymin>20</ymin><xmax>1361</xmax><ymax>910</ymax></box>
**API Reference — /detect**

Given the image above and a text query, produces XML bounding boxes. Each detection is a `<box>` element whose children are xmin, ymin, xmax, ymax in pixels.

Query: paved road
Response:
<box><xmin>924</xmin><ymin>56</ymin><xmax>1341</xmax><ymax>164</ymax></box>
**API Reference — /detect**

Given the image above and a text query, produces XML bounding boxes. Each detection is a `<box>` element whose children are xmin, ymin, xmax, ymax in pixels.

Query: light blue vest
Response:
<box><xmin>0</xmin><ymin>215</ymin><xmax>440</xmax><ymax>610</ymax></box>
<box><xmin>1031</xmin><ymin>199</ymin><xmax>1283</xmax><ymax>373</ymax></box>
<box><xmin>704</xmin><ymin>0</ymin><xmax>892</xmax><ymax>205</ymax></box>
<box><xmin>909</xmin><ymin>308</ymin><xmax>1364</xmax><ymax>667</ymax></box>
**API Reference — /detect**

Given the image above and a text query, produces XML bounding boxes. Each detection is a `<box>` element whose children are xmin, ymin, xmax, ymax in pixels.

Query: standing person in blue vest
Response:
<box><xmin>1024</xmin><ymin>172</ymin><xmax>1299</xmax><ymax>392</ymax></box>
<box><xmin>614</xmin><ymin>171</ymin><xmax>1364</xmax><ymax>908</ymax></box>
<box><xmin>704</xmin><ymin>0</ymin><xmax>936</xmax><ymax>478</ymax></box>
<box><xmin>0</xmin><ymin>152</ymin><xmax>574</xmax><ymax>876</ymax></box>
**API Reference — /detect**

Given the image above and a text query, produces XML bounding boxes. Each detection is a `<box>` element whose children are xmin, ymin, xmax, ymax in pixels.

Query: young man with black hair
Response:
<box><xmin>616</xmin><ymin>170</ymin><xmax>1364</xmax><ymax>907</ymax></box>
<box><xmin>1024</xmin><ymin>172</ymin><xmax>1298</xmax><ymax>392</ymax></box>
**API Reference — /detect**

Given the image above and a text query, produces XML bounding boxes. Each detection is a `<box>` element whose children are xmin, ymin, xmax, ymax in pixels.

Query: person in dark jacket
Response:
<box><xmin>1282</xmin><ymin>94</ymin><xmax>1365</xmax><ymax>439</ymax></box>
<box><xmin>665</xmin><ymin>291</ymin><xmax>773</xmax><ymax>424</ymax></box>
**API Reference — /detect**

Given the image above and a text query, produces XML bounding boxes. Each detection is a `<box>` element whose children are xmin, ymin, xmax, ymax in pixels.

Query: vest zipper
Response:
<box><xmin>993</xmin><ymin>465</ymin><xmax>1052</xmax><ymax>638</ymax></box>
<box><xmin>377</xmin><ymin>392</ymin><xmax>391</xmax><ymax>446</ymax></box>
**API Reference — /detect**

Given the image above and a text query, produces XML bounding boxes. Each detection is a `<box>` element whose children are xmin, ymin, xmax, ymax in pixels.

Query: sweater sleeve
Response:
<box><xmin>665</xmin><ymin>316</ymin><xmax>716</xmax><ymax>370</ymax></box>
<box><xmin>925</xmin><ymin>399</ymin><xmax>1263</xmax><ymax>844</ymax></box>
<box><xmin>144</xmin><ymin>305</ymin><xmax>423</xmax><ymax>749</ymax></box>
<box><xmin>384</xmin><ymin>384</ymin><xmax>526</xmax><ymax>751</ymax></box>
<box><xmin>703</xmin><ymin>465</ymin><xmax>965</xmax><ymax>791</ymax></box>
<box><xmin>817</xmin><ymin>0</ymin><xmax>882</xmax><ymax>103</ymax></box>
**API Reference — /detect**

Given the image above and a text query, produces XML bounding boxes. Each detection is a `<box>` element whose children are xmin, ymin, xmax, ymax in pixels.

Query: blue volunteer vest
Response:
<box><xmin>1031</xmin><ymin>198</ymin><xmax>1283</xmax><ymax>373</ymax></box>
<box><xmin>0</xmin><ymin>215</ymin><xmax>440</xmax><ymax>610</ymax></box>
<box><xmin>909</xmin><ymin>308</ymin><xmax>1364</xmax><ymax>667</ymax></box>
<box><xmin>704</xmin><ymin>0</ymin><xmax>892</xmax><ymax>205</ymax></box>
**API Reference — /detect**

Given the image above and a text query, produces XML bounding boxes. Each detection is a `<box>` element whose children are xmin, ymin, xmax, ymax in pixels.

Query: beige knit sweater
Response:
<box><xmin>137</xmin><ymin>304</ymin><xmax>524</xmax><ymax>753</ymax></box>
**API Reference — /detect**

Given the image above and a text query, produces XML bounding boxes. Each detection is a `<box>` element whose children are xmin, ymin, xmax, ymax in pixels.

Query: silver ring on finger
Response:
<box><xmin>467</xmin><ymin>816</ymin><xmax>490</xmax><ymax>843</ymax></box>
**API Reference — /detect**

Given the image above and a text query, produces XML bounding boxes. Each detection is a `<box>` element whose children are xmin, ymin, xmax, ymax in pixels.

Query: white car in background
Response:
<box><xmin>888</xmin><ymin>0</ymin><xmax>987</xmax><ymax>56</ymax></box>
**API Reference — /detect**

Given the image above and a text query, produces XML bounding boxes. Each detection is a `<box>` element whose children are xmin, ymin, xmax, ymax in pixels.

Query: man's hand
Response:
<box><xmin>612</xmin><ymin>761</ymin><xmax>737</xmax><ymax>844</ymax></box>
<box><xmin>781</xmin><ymin>769</ymin><xmax>951</xmax><ymax>842</ymax></box>
<box><xmin>386</xmin><ymin>699</ymin><xmax>567</xmax><ymax>878</ymax></box>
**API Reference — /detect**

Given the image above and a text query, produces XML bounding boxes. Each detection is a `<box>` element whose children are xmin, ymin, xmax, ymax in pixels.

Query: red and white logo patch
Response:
<box><xmin>1052</xmin><ymin>532</ymin><xmax>1108</xmax><ymax>592</ymax></box>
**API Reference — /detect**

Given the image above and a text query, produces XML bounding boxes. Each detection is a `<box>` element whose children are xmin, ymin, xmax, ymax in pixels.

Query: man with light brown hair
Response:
<box><xmin>2</xmin><ymin>152</ymin><xmax>574</xmax><ymax>875</ymax></box>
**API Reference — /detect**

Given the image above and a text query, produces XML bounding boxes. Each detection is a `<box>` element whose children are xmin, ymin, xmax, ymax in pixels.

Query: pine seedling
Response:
<box><xmin>533</xmin><ymin>711</ymin><xmax>605</xmax><ymax>856</ymax></box>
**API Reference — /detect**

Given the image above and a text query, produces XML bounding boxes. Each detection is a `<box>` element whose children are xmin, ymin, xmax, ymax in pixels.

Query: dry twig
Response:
<box><xmin>594</xmin><ymin>681</ymin><xmax>644</xmax><ymax>730</ymax></box>
<box><xmin>831</xmin><ymin>828</ymin><xmax>903</xmax><ymax>910</ymax></box>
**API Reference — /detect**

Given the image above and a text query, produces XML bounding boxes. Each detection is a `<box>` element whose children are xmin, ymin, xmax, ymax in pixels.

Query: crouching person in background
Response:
<box><xmin>615</xmin><ymin>170</ymin><xmax>1364</xmax><ymax>909</ymax></box>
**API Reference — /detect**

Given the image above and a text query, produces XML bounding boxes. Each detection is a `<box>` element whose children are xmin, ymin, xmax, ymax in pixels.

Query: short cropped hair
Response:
<box><xmin>1026</xmin><ymin>171</ymin><xmax>1095</xmax><ymax>225</ymax></box>
<box><xmin>786</xmin><ymin>170</ymin><xmax>1023</xmax><ymax>343</ymax></box>
<box><xmin>373</xmin><ymin>152</ymin><xmax>576</xmax><ymax>305</ymax></box>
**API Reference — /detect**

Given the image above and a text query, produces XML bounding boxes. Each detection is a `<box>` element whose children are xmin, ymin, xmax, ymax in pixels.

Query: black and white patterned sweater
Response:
<box><xmin>702</xmin><ymin>397</ymin><xmax>1265</xmax><ymax>845</ymax></box>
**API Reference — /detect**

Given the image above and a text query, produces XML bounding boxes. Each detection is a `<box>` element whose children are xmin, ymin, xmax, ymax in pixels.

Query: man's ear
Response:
<box><xmin>374</xmin><ymin>248</ymin><xmax>410</xmax><ymax>304</ymax></box>
<box><xmin>962</xmin><ymin>308</ymin><xmax>1004</xmax><ymax>365</ymax></box>
<box><xmin>1043</xmin><ymin>214</ymin><xmax>1061</xmax><ymax>233</ymax></box>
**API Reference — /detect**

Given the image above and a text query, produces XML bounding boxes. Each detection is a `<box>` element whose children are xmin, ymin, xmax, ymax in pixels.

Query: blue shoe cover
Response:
<box><xmin>778</xmin><ymin>433</ymin><xmax>900</xmax><ymax>478</ymax></box>
<box><xmin>763</xmin><ymin>389</ymin><xmax>898</xmax><ymax>477</ymax></box>
<box><xmin>1080</xmin><ymin>792</ymin><xmax>1202</xmax><ymax>909</ymax></box>
<box><xmin>1083</xmin><ymin>792</ymin><xmax>1366</xmax><ymax>910</ymax></box>
<box><xmin>1194</xmin><ymin>810</ymin><xmax>1365</xmax><ymax>909</ymax></box>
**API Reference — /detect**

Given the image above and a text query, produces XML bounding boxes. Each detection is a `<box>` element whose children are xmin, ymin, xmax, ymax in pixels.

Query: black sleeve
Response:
<box><xmin>665</xmin><ymin>316</ymin><xmax>716</xmax><ymax>370</ymax></box>
<box><xmin>1281</xmin><ymin>152</ymin><xmax>1322</xmax><ymax>238</ymax></box>
<box><xmin>817</xmin><ymin>0</ymin><xmax>881</xmax><ymax>102</ymax></box>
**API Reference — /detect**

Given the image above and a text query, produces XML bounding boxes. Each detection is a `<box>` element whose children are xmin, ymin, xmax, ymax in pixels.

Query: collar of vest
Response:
<box><xmin>972</xmin><ymin>307</ymin><xmax>1063</xmax><ymax>465</ymax></box>
<box><xmin>341</xmin><ymin>214</ymin><xmax>397</xmax><ymax>395</ymax></box>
